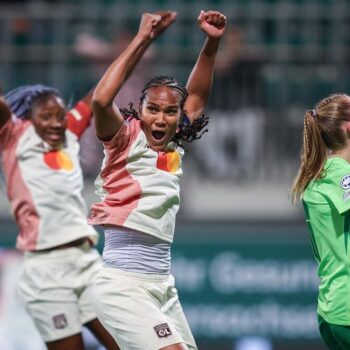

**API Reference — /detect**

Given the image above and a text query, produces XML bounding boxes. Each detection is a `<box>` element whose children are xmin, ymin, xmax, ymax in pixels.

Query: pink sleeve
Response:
<box><xmin>103</xmin><ymin>119</ymin><xmax>141</xmax><ymax>153</ymax></box>
<box><xmin>0</xmin><ymin>118</ymin><xmax>16</xmax><ymax>151</ymax></box>
<box><xmin>67</xmin><ymin>100</ymin><xmax>93</xmax><ymax>139</ymax></box>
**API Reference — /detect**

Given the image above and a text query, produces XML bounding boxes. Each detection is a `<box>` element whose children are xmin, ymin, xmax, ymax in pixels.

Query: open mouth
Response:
<box><xmin>48</xmin><ymin>133</ymin><xmax>62</xmax><ymax>140</ymax></box>
<box><xmin>152</xmin><ymin>130</ymin><xmax>166</xmax><ymax>141</ymax></box>
<box><xmin>46</xmin><ymin>132</ymin><xmax>64</xmax><ymax>145</ymax></box>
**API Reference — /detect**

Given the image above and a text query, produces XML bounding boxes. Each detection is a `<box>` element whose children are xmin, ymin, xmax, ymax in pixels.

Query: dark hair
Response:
<box><xmin>5</xmin><ymin>84</ymin><xmax>62</xmax><ymax>120</ymax></box>
<box><xmin>119</xmin><ymin>75</ymin><xmax>209</xmax><ymax>147</ymax></box>
<box><xmin>291</xmin><ymin>93</ymin><xmax>350</xmax><ymax>202</ymax></box>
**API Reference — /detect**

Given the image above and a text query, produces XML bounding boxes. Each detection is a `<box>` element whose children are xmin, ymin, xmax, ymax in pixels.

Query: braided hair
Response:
<box><xmin>5</xmin><ymin>84</ymin><xmax>62</xmax><ymax>120</ymax></box>
<box><xmin>119</xmin><ymin>76</ymin><xmax>209</xmax><ymax>147</ymax></box>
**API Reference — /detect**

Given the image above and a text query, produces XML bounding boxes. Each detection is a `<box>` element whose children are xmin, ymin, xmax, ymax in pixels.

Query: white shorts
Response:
<box><xmin>93</xmin><ymin>266</ymin><xmax>197</xmax><ymax>350</ymax></box>
<box><xmin>17</xmin><ymin>241</ymin><xmax>102</xmax><ymax>342</ymax></box>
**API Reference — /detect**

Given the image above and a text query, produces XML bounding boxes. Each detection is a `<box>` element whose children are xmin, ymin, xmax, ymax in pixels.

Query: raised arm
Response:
<box><xmin>0</xmin><ymin>89</ymin><xmax>11</xmax><ymax>130</ymax></box>
<box><xmin>185</xmin><ymin>10</ymin><xmax>226</xmax><ymax>123</ymax></box>
<box><xmin>92</xmin><ymin>11</ymin><xmax>176</xmax><ymax>141</ymax></box>
<box><xmin>66</xmin><ymin>87</ymin><xmax>96</xmax><ymax>139</ymax></box>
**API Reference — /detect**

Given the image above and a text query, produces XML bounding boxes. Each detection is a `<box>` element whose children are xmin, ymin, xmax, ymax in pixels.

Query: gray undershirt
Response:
<box><xmin>103</xmin><ymin>226</ymin><xmax>171</xmax><ymax>274</ymax></box>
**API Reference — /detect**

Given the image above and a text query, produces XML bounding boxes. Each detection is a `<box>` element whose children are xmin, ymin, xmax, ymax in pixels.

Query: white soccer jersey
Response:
<box><xmin>0</xmin><ymin>101</ymin><xmax>98</xmax><ymax>251</ymax></box>
<box><xmin>89</xmin><ymin>118</ymin><xmax>184</xmax><ymax>243</ymax></box>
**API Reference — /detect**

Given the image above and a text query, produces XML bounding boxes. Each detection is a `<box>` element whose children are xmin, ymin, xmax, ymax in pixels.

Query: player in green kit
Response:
<box><xmin>291</xmin><ymin>93</ymin><xmax>350</xmax><ymax>349</ymax></box>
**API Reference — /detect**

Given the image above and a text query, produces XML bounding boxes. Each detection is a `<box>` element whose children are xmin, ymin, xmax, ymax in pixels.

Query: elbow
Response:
<box><xmin>92</xmin><ymin>91</ymin><xmax>113</xmax><ymax>111</ymax></box>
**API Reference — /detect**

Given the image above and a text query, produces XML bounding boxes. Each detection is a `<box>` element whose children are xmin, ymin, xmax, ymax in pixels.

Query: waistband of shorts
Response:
<box><xmin>24</xmin><ymin>238</ymin><xmax>93</xmax><ymax>259</ymax></box>
<box><xmin>102</xmin><ymin>264</ymin><xmax>171</xmax><ymax>282</ymax></box>
<box><xmin>38</xmin><ymin>237</ymin><xmax>92</xmax><ymax>252</ymax></box>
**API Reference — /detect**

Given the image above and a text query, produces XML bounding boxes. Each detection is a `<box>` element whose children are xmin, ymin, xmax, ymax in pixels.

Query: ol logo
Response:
<box><xmin>154</xmin><ymin>323</ymin><xmax>172</xmax><ymax>338</ymax></box>
<box><xmin>53</xmin><ymin>314</ymin><xmax>68</xmax><ymax>329</ymax></box>
<box><xmin>341</xmin><ymin>174</ymin><xmax>350</xmax><ymax>189</ymax></box>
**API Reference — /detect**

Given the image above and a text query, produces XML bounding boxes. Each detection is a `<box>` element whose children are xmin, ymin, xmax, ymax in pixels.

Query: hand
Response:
<box><xmin>198</xmin><ymin>10</ymin><xmax>226</xmax><ymax>39</ymax></box>
<box><xmin>137</xmin><ymin>13</ymin><xmax>162</xmax><ymax>42</ymax></box>
<box><xmin>152</xmin><ymin>11</ymin><xmax>177</xmax><ymax>38</ymax></box>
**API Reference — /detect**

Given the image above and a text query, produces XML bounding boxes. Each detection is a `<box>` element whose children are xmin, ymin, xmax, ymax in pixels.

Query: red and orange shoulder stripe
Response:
<box><xmin>67</xmin><ymin>100</ymin><xmax>92</xmax><ymax>138</ymax></box>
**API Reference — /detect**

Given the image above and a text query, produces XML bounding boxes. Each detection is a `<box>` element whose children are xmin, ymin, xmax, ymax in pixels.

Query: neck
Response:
<box><xmin>329</xmin><ymin>145</ymin><xmax>350</xmax><ymax>163</ymax></box>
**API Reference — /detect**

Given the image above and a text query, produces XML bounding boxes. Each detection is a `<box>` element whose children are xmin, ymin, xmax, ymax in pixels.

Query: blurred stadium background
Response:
<box><xmin>1</xmin><ymin>0</ymin><xmax>347</xmax><ymax>349</ymax></box>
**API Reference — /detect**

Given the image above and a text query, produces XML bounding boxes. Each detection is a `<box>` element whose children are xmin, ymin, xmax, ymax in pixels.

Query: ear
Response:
<box><xmin>345</xmin><ymin>121</ymin><xmax>350</xmax><ymax>137</ymax></box>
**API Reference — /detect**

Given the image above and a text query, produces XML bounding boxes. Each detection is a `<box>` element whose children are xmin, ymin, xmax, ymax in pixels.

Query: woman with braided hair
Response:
<box><xmin>291</xmin><ymin>93</ymin><xmax>350</xmax><ymax>349</ymax></box>
<box><xmin>89</xmin><ymin>10</ymin><xmax>226</xmax><ymax>350</ymax></box>
<box><xmin>0</xmin><ymin>85</ymin><xmax>120</xmax><ymax>350</ymax></box>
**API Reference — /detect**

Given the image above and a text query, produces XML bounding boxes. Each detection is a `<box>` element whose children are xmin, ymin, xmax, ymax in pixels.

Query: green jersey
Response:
<box><xmin>303</xmin><ymin>157</ymin><xmax>350</xmax><ymax>325</ymax></box>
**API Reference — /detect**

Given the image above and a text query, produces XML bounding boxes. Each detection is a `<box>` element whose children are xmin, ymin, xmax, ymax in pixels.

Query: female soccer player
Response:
<box><xmin>291</xmin><ymin>93</ymin><xmax>350</xmax><ymax>350</ymax></box>
<box><xmin>0</xmin><ymin>86</ymin><xmax>119</xmax><ymax>350</ymax></box>
<box><xmin>89</xmin><ymin>10</ymin><xmax>226</xmax><ymax>350</ymax></box>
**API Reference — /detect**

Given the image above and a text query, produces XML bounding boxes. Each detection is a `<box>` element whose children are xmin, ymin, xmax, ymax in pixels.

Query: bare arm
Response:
<box><xmin>185</xmin><ymin>10</ymin><xmax>226</xmax><ymax>123</ymax></box>
<box><xmin>80</xmin><ymin>88</ymin><xmax>94</xmax><ymax>107</ymax></box>
<box><xmin>92</xmin><ymin>11</ymin><xmax>176</xmax><ymax>141</ymax></box>
<box><xmin>0</xmin><ymin>90</ymin><xmax>11</xmax><ymax>130</ymax></box>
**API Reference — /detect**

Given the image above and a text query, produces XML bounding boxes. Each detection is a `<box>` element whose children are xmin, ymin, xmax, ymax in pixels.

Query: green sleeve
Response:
<box><xmin>326</xmin><ymin>169</ymin><xmax>350</xmax><ymax>215</ymax></box>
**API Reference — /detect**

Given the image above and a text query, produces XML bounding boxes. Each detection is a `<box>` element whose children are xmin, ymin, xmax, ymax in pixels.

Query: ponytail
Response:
<box><xmin>291</xmin><ymin>110</ymin><xmax>327</xmax><ymax>203</ymax></box>
<box><xmin>291</xmin><ymin>93</ymin><xmax>350</xmax><ymax>203</ymax></box>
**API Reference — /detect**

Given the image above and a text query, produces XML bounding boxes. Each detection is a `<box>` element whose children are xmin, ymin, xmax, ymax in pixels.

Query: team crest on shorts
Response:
<box><xmin>154</xmin><ymin>323</ymin><xmax>172</xmax><ymax>338</ymax></box>
<box><xmin>53</xmin><ymin>314</ymin><xmax>68</xmax><ymax>329</ymax></box>
<box><xmin>341</xmin><ymin>174</ymin><xmax>350</xmax><ymax>189</ymax></box>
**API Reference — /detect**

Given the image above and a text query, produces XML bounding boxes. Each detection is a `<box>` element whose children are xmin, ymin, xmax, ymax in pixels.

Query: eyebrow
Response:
<box><xmin>146</xmin><ymin>102</ymin><xmax>179</xmax><ymax>108</ymax></box>
<box><xmin>38</xmin><ymin>107</ymin><xmax>66</xmax><ymax>113</ymax></box>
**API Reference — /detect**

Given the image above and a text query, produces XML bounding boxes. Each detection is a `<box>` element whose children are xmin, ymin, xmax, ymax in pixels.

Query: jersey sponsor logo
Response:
<box><xmin>156</xmin><ymin>150</ymin><xmax>181</xmax><ymax>173</ymax></box>
<box><xmin>53</xmin><ymin>314</ymin><xmax>68</xmax><ymax>329</ymax></box>
<box><xmin>154</xmin><ymin>323</ymin><xmax>172</xmax><ymax>338</ymax></box>
<box><xmin>44</xmin><ymin>150</ymin><xmax>74</xmax><ymax>171</ymax></box>
<box><xmin>341</xmin><ymin>174</ymin><xmax>350</xmax><ymax>189</ymax></box>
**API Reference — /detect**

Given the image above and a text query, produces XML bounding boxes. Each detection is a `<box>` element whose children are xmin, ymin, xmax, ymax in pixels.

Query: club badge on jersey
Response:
<box><xmin>340</xmin><ymin>174</ymin><xmax>350</xmax><ymax>189</ymax></box>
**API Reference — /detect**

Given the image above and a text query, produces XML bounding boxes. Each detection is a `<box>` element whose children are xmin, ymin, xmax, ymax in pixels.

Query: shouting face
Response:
<box><xmin>140</xmin><ymin>86</ymin><xmax>183</xmax><ymax>152</ymax></box>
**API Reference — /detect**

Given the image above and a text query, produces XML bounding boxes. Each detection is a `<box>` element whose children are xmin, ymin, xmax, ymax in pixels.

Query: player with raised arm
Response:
<box><xmin>0</xmin><ymin>85</ymin><xmax>119</xmax><ymax>350</ymax></box>
<box><xmin>89</xmin><ymin>10</ymin><xmax>226</xmax><ymax>350</ymax></box>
